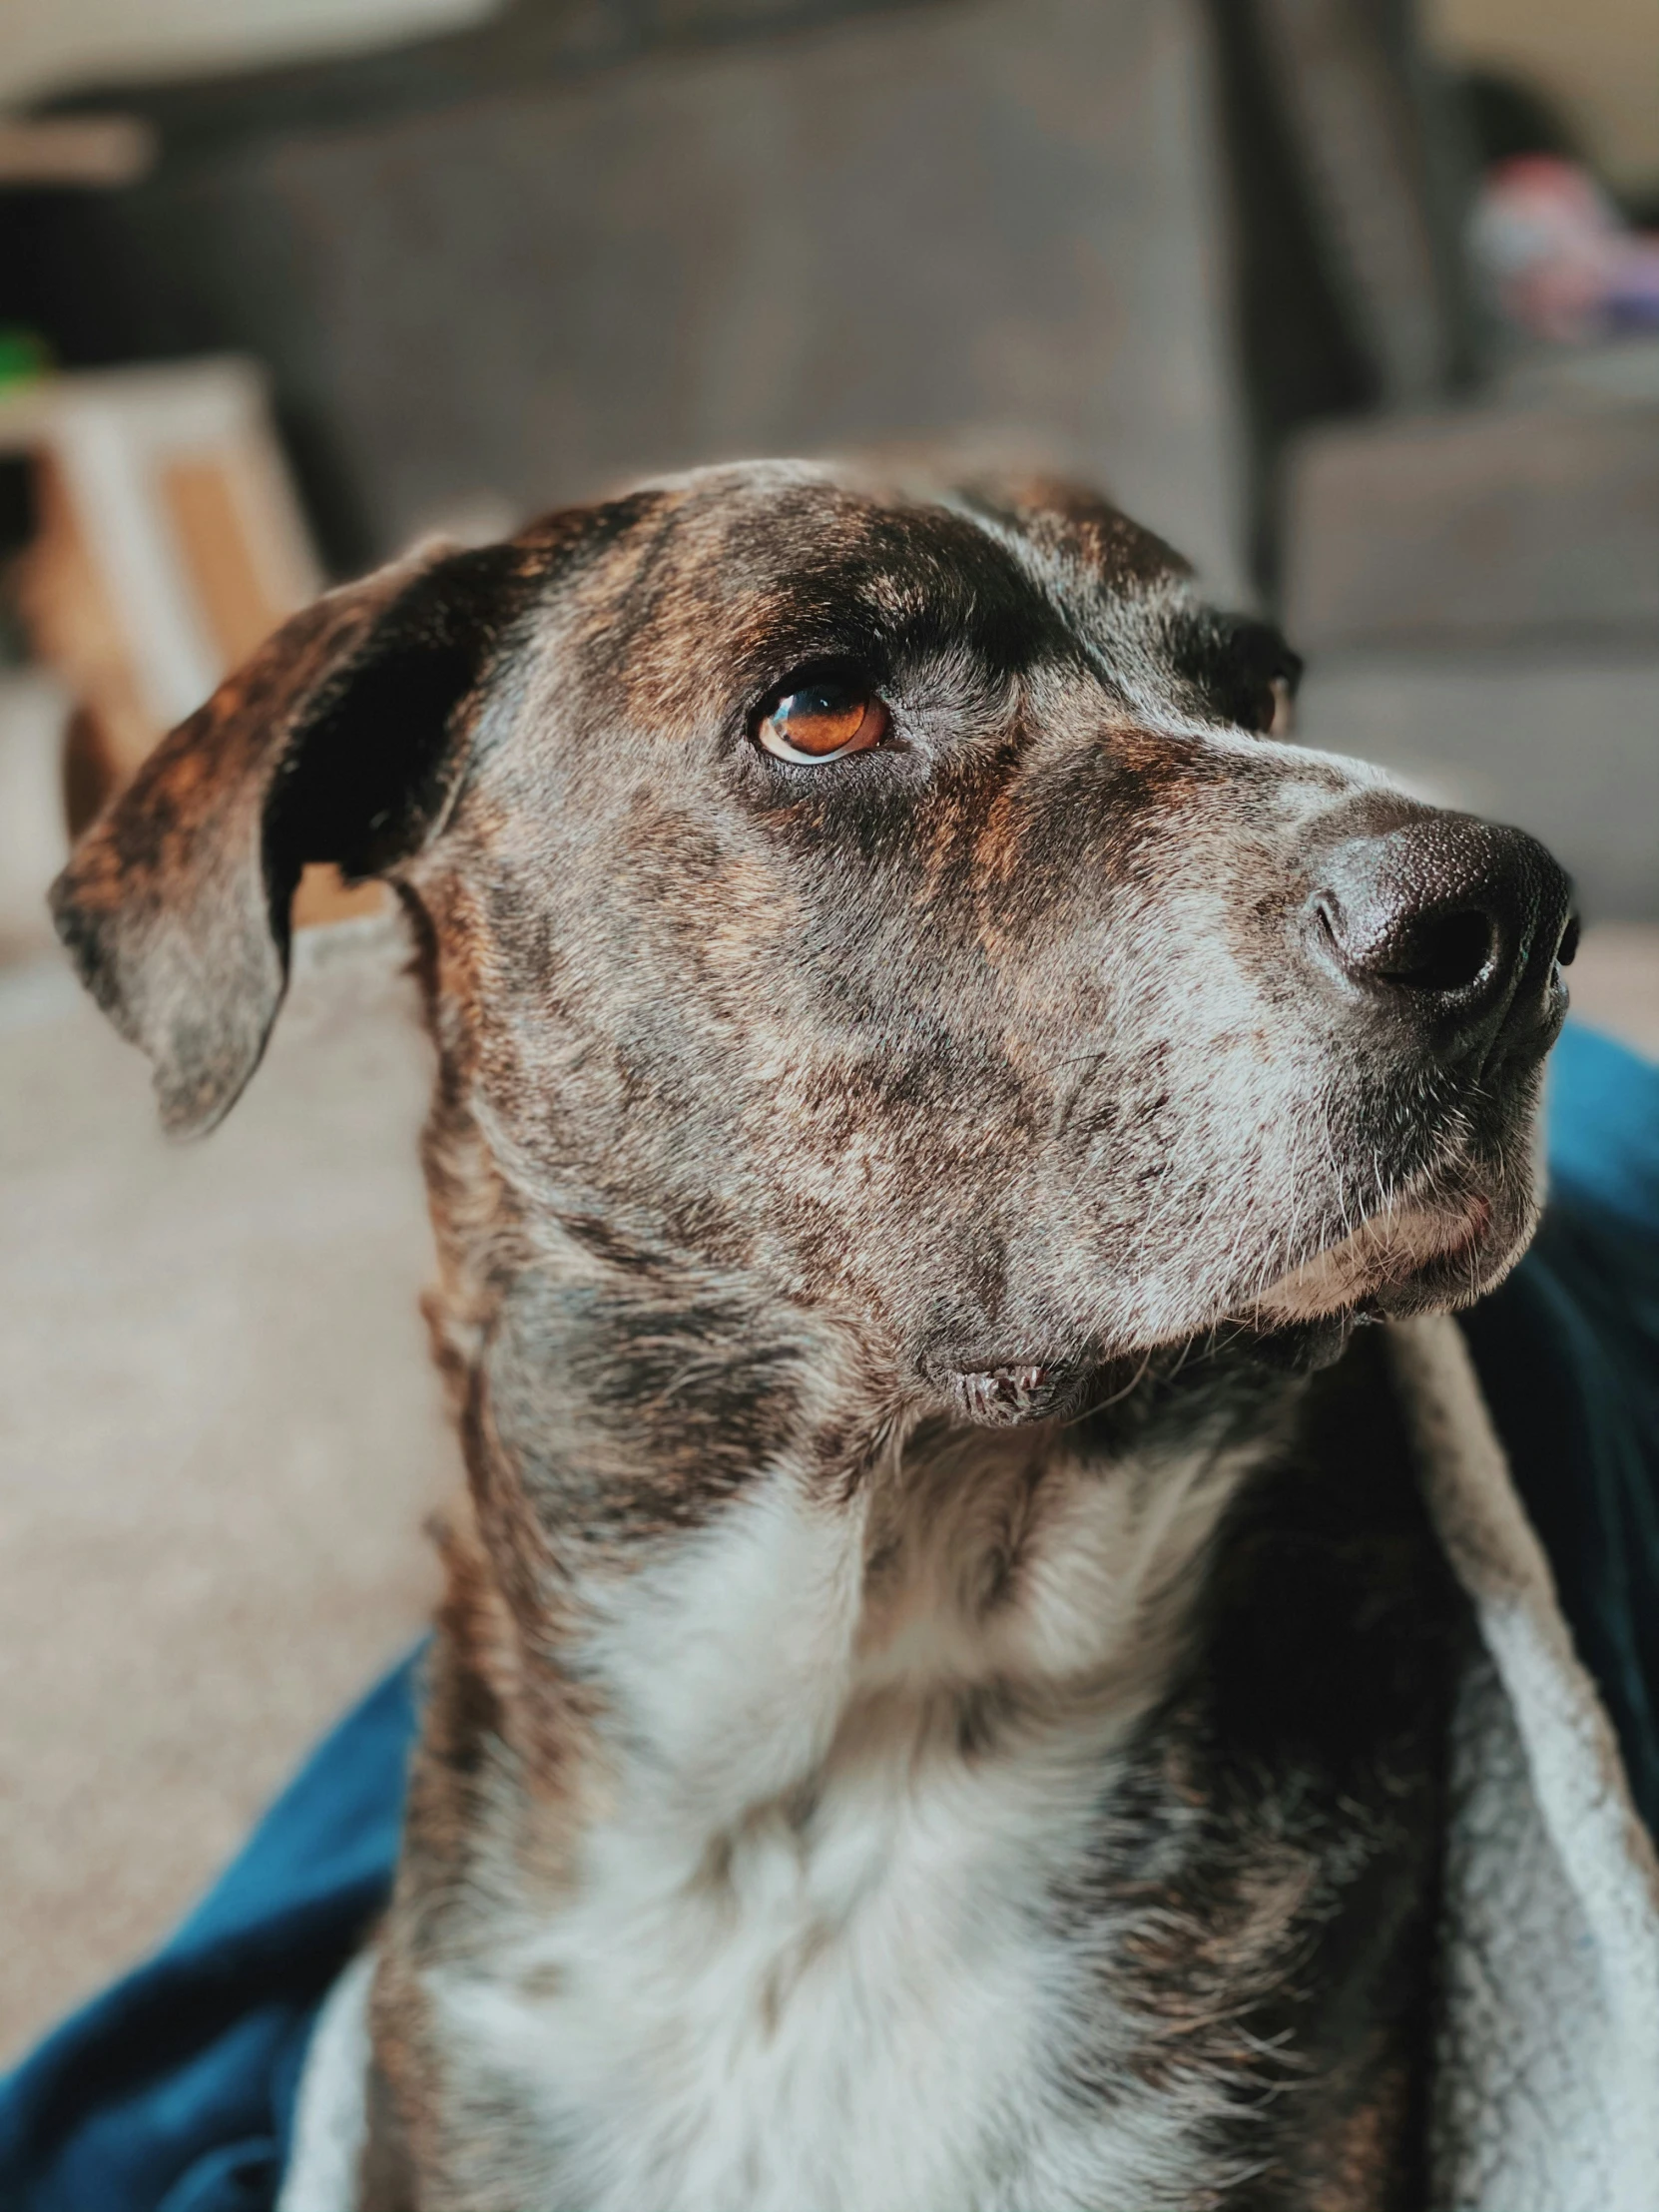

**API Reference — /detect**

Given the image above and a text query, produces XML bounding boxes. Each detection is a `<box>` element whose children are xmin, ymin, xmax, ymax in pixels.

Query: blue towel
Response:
<box><xmin>0</xmin><ymin>1662</ymin><xmax>420</xmax><ymax>2212</ymax></box>
<box><xmin>3</xmin><ymin>1022</ymin><xmax>1656</xmax><ymax>2212</ymax></box>
<box><xmin>1462</xmin><ymin>1025</ymin><xmax>1659</xmax><ymax>1836</ymax></box>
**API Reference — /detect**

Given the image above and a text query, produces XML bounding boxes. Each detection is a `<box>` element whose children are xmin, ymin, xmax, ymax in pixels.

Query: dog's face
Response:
<box><xmin>53</xmin><ymin>463</ymin><xmax>1571</xmax><ymax>1422</ymax></box>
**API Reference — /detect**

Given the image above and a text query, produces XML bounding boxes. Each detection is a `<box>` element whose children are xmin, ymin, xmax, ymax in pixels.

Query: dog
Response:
<box><xmin>52</xmin><ymin>462</ymin><xmax>1573</xmax><ymax>2211</ymax></box>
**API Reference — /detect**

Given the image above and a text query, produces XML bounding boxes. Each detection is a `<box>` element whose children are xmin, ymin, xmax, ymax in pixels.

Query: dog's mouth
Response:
<box><xmin>1187</xmin><ymin>1185</ymin><xmax>1520</xmax><ymax>1383</ymax></box>
<box><xmin>939</xmin><ymin>1172</ymin><xmax>1529</xmax><ymax>1426</ymax></box>
<box><xmin>1244</xmin><ymin>1191</ymin><xmax>1497</xmax><ymax>1328</ymax></box>
<box><xmin>935</xmin><ymin>1094</ymin><xmax>1546</xmax><ymax>1427</ymax></box>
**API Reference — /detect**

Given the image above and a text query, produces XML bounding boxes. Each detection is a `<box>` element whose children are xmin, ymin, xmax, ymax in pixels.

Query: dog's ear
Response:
<box><xmin>50</xmin><ymin>538</ymin><xmax>527</xmax><ymax>1136</ymax></box>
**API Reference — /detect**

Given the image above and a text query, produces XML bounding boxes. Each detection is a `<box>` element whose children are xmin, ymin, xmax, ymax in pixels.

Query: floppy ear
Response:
<box><xmin>50</xmin><ymin>538</ymin><xmax>527</xmax><ymax>1136</ymax></box>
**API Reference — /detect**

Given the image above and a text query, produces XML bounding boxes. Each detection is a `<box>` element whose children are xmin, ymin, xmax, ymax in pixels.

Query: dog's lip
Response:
<box><xmin>1244</xmin><ymin>1193</ymin><xmax>1495</xmax><ymax>1326</ymax></box>
<box><xmin>937</xmin><ymin>1357</ymin><xmax>1053</xmax><ymax>1396</ymax></box>
<box><xmin>929</xmin><ymin>1355</ymin><xmax>1086</xmax><ymax>1426</ymax></box>
<box><xmin>933</xmin><ymin>1185</ymin><xmax>1511</xmax><ymax>1418</ymax></box>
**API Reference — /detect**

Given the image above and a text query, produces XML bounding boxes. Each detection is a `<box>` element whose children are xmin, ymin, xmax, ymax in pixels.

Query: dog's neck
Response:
<box><xmin>402</xmin><ymin>1203</ymin><xmax>1309</xmax><ymax>2200</ymax></box>
<box><xmin>380</xmin><ymin>1095</ymin><xmax>1435</xmax><ymax>2212</ymax></box>
<box><xmin>572</xmin><ymin>1412</ymin><xmax>1268</xmax><ymax>1832</ymax></box>
<box><xmin>423</xmin><ymin>1123</ymin><xmax>1294</xmax><ymax>1840</ymax></box>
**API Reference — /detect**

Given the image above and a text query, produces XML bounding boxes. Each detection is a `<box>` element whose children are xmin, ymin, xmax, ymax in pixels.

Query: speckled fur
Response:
<box><xmin>56</xmin><ymin>463</ymin><xmax>1560</xmax><ymax>2211</ymax></box>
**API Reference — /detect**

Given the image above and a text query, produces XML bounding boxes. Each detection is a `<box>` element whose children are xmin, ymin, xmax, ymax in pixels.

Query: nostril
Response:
<box><xmin>1311</xmin><ymin>815</ymin><xmax>1571</xmax><ymax>1059</ymax></box>
<box><xmin>1314</xmin><ymin>884</ymin><xmax>1501</xmax><ymax>1001</ymax></box>
<box><xmin>1375</xmin><ymin>905</ymin><xmax>1497</xmax><ymax>997</ymax></box>
<box><xmin>1556</xmin><ymin>912</ymin><xmax>1580</xmax><ymax>968</ymax></box>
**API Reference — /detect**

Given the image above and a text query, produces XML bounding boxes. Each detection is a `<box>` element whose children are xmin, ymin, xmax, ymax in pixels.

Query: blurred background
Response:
<box><xmin>1</xmin><ymin>0</ymin><xmax>1655</xmax><ymax>2058</ymax></box>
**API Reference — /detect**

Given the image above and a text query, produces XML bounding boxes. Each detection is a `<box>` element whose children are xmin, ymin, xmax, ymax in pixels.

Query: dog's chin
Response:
<box><xmin>937</xmin><ymin>1173</ymin><xmax>1540</xmax><ymax>1427</ymax></box>
<box><xmin>1240</xmin><ymin>1178</ymin><xmax>1540</xmax><ymax>1340</ymax></box>
<box><xmin>1184</xmin><ymin>1192</ymin><xmax>1535</xmax><ymax>1384</ymax></box>
<box><xmin>939</xmin><ymin>1318</ymin><xmax>1358</xmax><ymax>1428</ymax></box>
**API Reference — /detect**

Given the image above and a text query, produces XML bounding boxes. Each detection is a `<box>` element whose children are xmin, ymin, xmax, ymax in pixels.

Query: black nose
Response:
<box><xmin>1311</xmin><ymin>814</ymin><xmax>1574</xmax><ymax>1064</ymax></box>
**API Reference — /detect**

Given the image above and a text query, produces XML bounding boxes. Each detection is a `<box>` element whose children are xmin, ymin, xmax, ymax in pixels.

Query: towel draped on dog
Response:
<box><xmin>3</xmin><ymin>1017</ymin><xmax>1657</xmax><ymax>2212</ymax></box>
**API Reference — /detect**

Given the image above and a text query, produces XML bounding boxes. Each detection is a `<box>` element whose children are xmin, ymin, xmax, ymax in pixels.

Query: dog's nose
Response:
<box><xmin>1311</xmin><ymin>814</ymin><xmax>1574</xmax><ymax>1063</ymax></box>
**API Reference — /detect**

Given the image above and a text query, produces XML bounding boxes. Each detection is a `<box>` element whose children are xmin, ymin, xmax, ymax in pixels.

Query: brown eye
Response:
<box><xmin>755</xmin><ymin>675</ymin><xmax>888</xmax><ymax>764</ymax></box>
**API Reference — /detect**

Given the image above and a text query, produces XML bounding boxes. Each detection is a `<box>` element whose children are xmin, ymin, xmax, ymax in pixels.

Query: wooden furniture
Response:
<box><xmin>1</xmin><ymin>356</ymin><xmax>379</xmax><ymax>926</ymax></box>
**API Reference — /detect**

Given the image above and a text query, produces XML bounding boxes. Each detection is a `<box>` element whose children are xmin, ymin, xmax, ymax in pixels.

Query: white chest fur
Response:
<box><xmin>285</xmin><ymin>1427</ymin><xmax>1261</xmax><ymax>2211</ymax></box>
<box><xmin>435</xmin><ymin>1434</ymin><xmax>1254</xmax><ymax>2211</ymax></box>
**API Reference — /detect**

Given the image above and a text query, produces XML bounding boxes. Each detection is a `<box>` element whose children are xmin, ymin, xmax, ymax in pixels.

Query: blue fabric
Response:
<box><xmin>1461</xmin><ymin>1024</ymin><xmax>1659</xmax><ymax>1836</ymax></box>
<box><xmin>0</xmin><ymin>1656</ymin><xmax>420</xmax><ymax>2212</ymax></box>
<box><xmin>2</xmin><ymin>1022</ymin><xmax>1655</xmax><ymax>2212</ymax></box>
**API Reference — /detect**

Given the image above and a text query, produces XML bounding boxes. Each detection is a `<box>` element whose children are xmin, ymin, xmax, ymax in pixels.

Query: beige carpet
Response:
<box><xmin>0</xmin><ymin>919</ymin><xmax>450</xmax><ymax>2063</ymax></box>
<box><xmin>1</xmin><ymin>914</ymin><xmax>1655</xmax><ymax>2066</ymax></box>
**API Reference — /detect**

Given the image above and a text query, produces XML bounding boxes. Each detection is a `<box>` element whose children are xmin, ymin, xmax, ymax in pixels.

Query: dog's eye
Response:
<box><xmin>754</xmin><ymin>673</ymin><xmax>888</xmax><ymax>764</ymax></box>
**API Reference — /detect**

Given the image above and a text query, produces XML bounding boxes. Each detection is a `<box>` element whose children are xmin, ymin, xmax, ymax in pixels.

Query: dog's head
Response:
<box><xmin>53</xmin><ymin>463</ymin><xmax>1572</xmax><ymax>1425</ymax></box>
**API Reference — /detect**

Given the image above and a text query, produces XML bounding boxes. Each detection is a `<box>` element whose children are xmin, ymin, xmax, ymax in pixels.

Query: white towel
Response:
<box><xmin>1390</xmin><ymin>1314</ymin><xmax>1659</xmax><ymax>2212</ymax></box>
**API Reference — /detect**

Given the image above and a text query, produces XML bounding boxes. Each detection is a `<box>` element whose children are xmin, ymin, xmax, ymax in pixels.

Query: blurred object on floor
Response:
<box><xmin>1570</xmin><ymin>923</ymin><xmax>1659</xmax><ymax>1062</ymax></box>
<box><xmin>1469</xmin><ymin>155</ymin><xmax>1659</xmax><ymax>342</ymax></box>
<box><xmin>0</xmin><ymin>328</ymin><xmax>51</xmax><ymax>393</ymax></box>
<box><xmin>0</xmin><ymin>915</ymin><xmax>448</xmax><ymax>2064</ymax></box>
<box><xmin>0</xmin><ymin>355</ymin><xmax>376</xmax><ymax>927</ymax></box>
<box><xmin>0</xmin><ymin>671</ymin><xmax>69</xmax><ymax>960</ymax></box>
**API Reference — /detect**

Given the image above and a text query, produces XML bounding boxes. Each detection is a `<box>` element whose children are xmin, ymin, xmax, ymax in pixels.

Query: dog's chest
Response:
<box><xmin>428</xmin><ymin>1460</ymin><xmax>1253</xmax><ymax>2212</ymax></box>
<box><xmin>440</xmin><ymin>1704</ymin><xmax>1207</xmax><ymax>2212</ymax></box>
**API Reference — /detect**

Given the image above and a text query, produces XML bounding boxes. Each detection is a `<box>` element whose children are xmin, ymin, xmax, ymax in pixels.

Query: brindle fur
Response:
<box><xmin>55</xmin><ymin>462</ymin><xmax>1557</xmax><ymax>2211</ymax></box>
